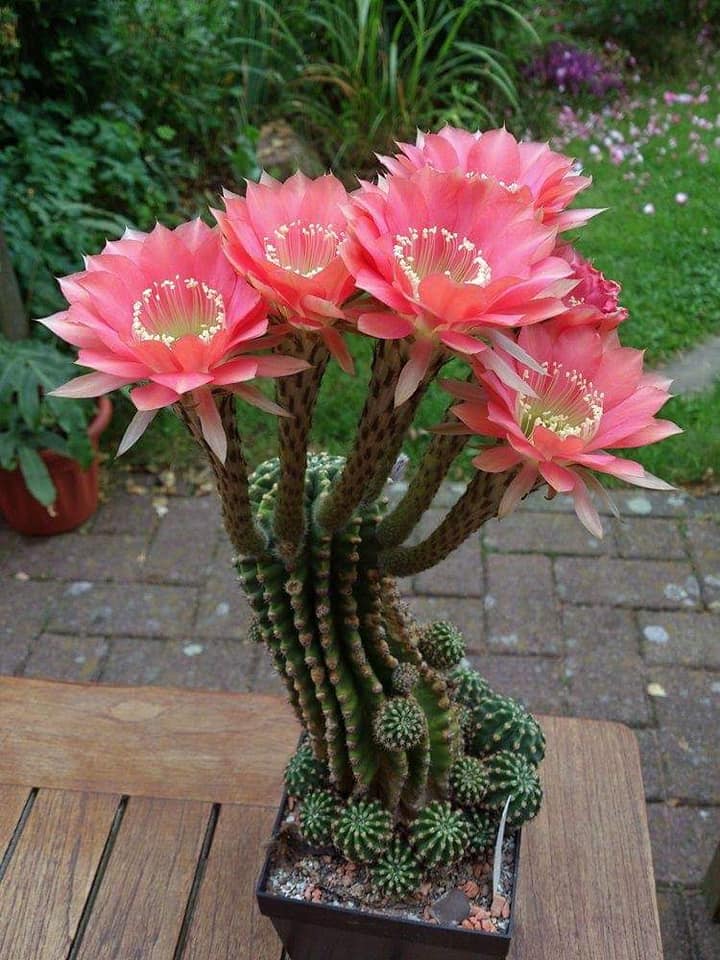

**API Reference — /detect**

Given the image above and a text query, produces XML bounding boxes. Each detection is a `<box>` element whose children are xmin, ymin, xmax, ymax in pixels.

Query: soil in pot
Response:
<box><xmin>257</xmin><ymin>798</ymin><xmax>519</xmax><ymax>960</ymax></box>
<box><xmin>0</xmin><ymin>396</ymin><xmax>112</xmax><ymax>536</ymax></box>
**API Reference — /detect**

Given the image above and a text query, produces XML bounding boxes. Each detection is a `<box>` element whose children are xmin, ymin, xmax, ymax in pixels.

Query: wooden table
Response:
<box><xmin>0</xmin><ymin>677</ymin><xmax>664</xmax><ymax>959</ymax></box>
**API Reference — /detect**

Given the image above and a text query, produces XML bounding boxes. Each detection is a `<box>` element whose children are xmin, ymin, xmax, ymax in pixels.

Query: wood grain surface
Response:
<box><xmin>0</xmin><ymin>676</ymin><xmax>297</xmax><ymax>804</ymax></box>
<box><xmin>74</xmin><ymin>796</ymin><xmax>211</xmax><ymax>960</ymax></box>
<box><xmin>0</xmin><ymin>788</ymin><xmax>119</xmax><ymax>960</ymax></box>
<box><xmin>0</xmin><ymin>784</ymin><xmax>32</xmax><ymax>860</ymax></box>
<box><xmin>511</xmin><ymin>716</ymin><xmax>663</xmax><ymax>959</ymax></box>
<box><xmin>183</xmin><ymin>804</ymin><xmax>280</xmax><ymax>960</ymax></box>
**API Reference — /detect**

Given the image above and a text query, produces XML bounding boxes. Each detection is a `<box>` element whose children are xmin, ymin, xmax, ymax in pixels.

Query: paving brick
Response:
<box><xmin>638</xmin><ymin>611</ymin><xmax>720</xmax><ymax>668</ymax></box>
<box><xmin>144</xmin><ymin>496</ymin><xmax>222</xmax><ymax>584</ymax></box>
<box><xmin>413</xmin><ymin>537</ymin><xmax>483</xmax><ymax>596</ymax></box>
<box><xmin>563</xmin><ymin>606</ymin><xmax>651</xmax><ymax>726</ymax></box>
<box><xmin>92</xmin><ymin>490</ymin><xmax>159</xmax><ymax>536</ymax></box>
<box><xmin>24</xmin><ymin>633</ymin><xmax>108</xmax><ymax>682</ymax></box>
<box><xmin>686</xmin><ymin>891</ymin><xmax>720</xmax><ymax>960</ymax></box>
<box><xmin>648</xmin><ymin>804</ymin><xmax>720</xmax><ymax>885</ymax></box>
<box><xmin>404</xmin><ymin>508</ymin><xmax>445</xmax><ymax>546</ymax></box>
<box><xmin>0</xmin><ymin>579</ymin><xmax>59</xmax><ymax>642</ymax></box>
<box><xmin>520</xmin><ymin>490</ymin><xmax>576</xmax><ymax>513</ymax></box>
<box><xmin>405</xmin><ymin>596</ymin><xmax>484</xmax><ymax>651</ymax></box>
<box><xmin>101</xmin><ymin>637</ymin><xmax>257</xmax><ymax>691</ymax></box>
<box><xmin>0</xmin><ymin>633</ymin><xmax>31</xmax><ymax>675</ymax></box>
<box><xmin>48</xmin><ymin>582</ymin><xmax>197</xmax><ymax>637</ymax></box>
<box><xmin>655</xmin><ymin>889</ymin><xmax>694</xmax><ymax>960</ymax></box>
<box><xmin>483</xmin><ymin>512</ymin><xmax>611</xmax><ymax>556</ymax></box>
<box><xmin>0</xmin><ymin>522</ymin><xmax>22</xmax><ymax>564</ymax></box>
<box><xmin>616</xmin><ymin>490</ymin><xmax>696</xmax><ymax>518</ymax></box>
<box><xmin>613</xmin><ymin>517</ymin><xmax>687</xmax><ymax>560</ymax></box>
<box><xmin>253</xmin><ymin>646</ymin><xmax>288</xmax><ymax>696</ymax></box>
<box><xmin>1</xmin><ymin>533</ymin><xmax>149</xmax><ymax>582</ymax></box>
<box><xmin>195</xmin><ymin>547</ymin><xmax>254</xmax><ymax>640</ymax></box>
<box><xmin>649</xmin><ymin>667</ymin><xmax>720</xmax><ymax>804</ymax></box>
<box><xmin>465</xmin><ymin>653</ymin><xmax>566</xmax><ymax>715</ymax></box>
<box><xmin>687</xmin><ymin>518</ymin><xmax>720</xmax><ymax>610</ymax></box>
<box><xmin>485</xmin><ymin>555</ymin><xmax>561</xmax><ymax>654</ymax></box>
<box><xmin>635</xmin><ymin>729</ymin><xmax>667</xmax><ymax>802</ymax></box>
<box><xmin>555</xmin><ymin>557</ymin><xmax>701</xmax><ymax>609</ymax></box>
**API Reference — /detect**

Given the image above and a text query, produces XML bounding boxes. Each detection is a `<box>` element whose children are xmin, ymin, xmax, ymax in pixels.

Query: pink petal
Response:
<box><xmin>498</xmin><ymin>463</ymin><xmax>538</xmax><ymax>518</ymax></box>
<box><xmin>321</xmin><ymin>326</ymin><xmax>355</xmax><ymax>374</ymax></box>
<box><xmin>211</xmin><ymin>358</ymin><xmax>259</xmax><ymax>385</ymax></box>
<box><xmin>473</xmin><ymin>446</ymin><xmax>522</xmax><ymax>472</ymax></box>
<box><xmin>253</xmin><ymin>355</ymin><xmax>311</xmax><ymax>378</ymax></box>
<box><xmin>130</xmin><ymin>382</ymin><xmax>180</xmax><ymax>411</ymax></box>
<box><xmin>232</xmin><ymin>384</ymin><xmax>291</xmax><ymax>417</ymax></box>
<box><xmin>195</xmin><ymin>388</ymin><xmax>227</xmax><ymax>463</ymax></box>
<box><xmin>151</xmin><ymin>371</ymin><xmax>214</xmax><ymax>393</ymax></box>
<box><xmin>480</xmin><ymin>350</ymin><xmax>538</xmax><ymax>397</ymax></box>
<box><xmin>538</xmin><ymin>460</ymin><xmax>576</xmax><ymax>493</ymax></box>
<box><xmin>50</xmin><ymin>372</ymin><xmax>130</xmax><ymax>398</ymax></box>
<box><xmin>571</xmin><ymin>476</ymin><xmax>604</xmax><ymax>538</ymax></box>
<box><xmin>395</xmin><ymin>339</ymin><xmax>433</xmax><ymax>407</ymax></box>
<box><xmin>358</xmin><ymin>312</ymin><xmax>415</xmax><ymax>339</ymax></box>
<box><xmin>117</xmin><ymin>409</ymin><xmax>158</xmax><ymax>456</ymax></box>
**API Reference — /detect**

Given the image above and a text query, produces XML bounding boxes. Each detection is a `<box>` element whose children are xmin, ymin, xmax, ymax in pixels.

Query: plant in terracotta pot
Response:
<box><xmin>45</xmin><ymin>127</ymin><xmax>680</xmax><ymax>960</ymax></box>
<box><xmin>0</xmin><ymin>336</ymin><xmax>112</xmax><ymax>535</ymax></box>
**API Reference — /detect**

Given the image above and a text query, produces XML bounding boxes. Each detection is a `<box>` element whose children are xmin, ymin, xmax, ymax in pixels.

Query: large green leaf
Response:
<box><xmin>18</xmin><ymin>447</ymin><xmax>57</xmax><ymax>508</ymax></box>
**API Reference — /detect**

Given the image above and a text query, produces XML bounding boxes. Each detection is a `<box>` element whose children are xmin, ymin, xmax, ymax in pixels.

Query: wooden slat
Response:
<box><xmin>184</xmin><ymin>804</ymin><xmax>282</xmax><ymax>960</ymax></box>
<box><xmin>0</xmin><ymin>789</ymin><xmax>119</xmax><ymax>960</ymax></box>
<box><xmin>0</xmin><ymin>676</ymin><xmax>297</xmax><ymax>803</ymax></box>
<box><xmin>0</xmin><ymin>784</ymin><xmax>33</xmax><ymax>861</ymax></box>
<box><xmin>511</xmin><ymin>716</ymin><xmax>663</xmax><ymax>960</ymax></box>
<box><xmin>75</xmin><ymin>796</ymin><xmax>211</xmax><ymax>960</ymax></box>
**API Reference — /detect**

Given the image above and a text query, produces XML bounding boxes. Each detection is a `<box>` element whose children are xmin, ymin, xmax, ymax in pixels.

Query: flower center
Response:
<box><xmin>264</xmin><ymin>220</ymin><xmax>341</xmax><ymax>278</ymax></box>
<box><xmin>132</xmin><ymin>276</ymin><xmax>225</xmax><ymax>345</ymax></box>
<box><xmin>393</xmin><ymin>226</ymin><xmax>492</xmax><ymax>296</ymax></box>
<box><xmin>517</xmin><ymin>362</ymin><xmax>604</xmax><ymax>442</ymax></box>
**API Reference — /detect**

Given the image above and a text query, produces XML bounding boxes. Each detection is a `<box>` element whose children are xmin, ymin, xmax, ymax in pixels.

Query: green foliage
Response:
<box><xmin>449</xmin><ymin>756</ymin><xmax>490</xmax><ymax>807</ymax></box>
<box><xmin>299</xmin><ymin>789</ymin><xmax>339</xmax><ymax>845</ymax></box>
<box><xmin>484</xmin><ymin>750</ymin><xmax>542</xmax><ymax>826</ymax></box>
<box><xmin>371</xmin><ymin>837</ymin><xmax>422</xmax><ymax>897</ymax></box>
<box><xmin>449</xmin><ymin>664</ymin><xmax>492</xmax><ymax>707</ymax></box>
<box><xmin>466</xmin><ymin>809</ymin><xmax>497</xmax><ymax>854</ymax></box>
<box><xmin>466</xmin><ymin>692</ymin><xmax>546</xmax><ymax>766</ymax></box>
<box><xmin>373</xmin><ymin>697</ymin><xmax>427</xmax><ymax>751</ymax></box>
<box><xmin>418</xmin><ymin>620</ymin><xmax>466</xmax><ymax>670</ymax></box>
<box><xmin>284</xmin><ymin>743</ymin><xmax>329</xmax><ymax>798</ymax></box>
<box><xmin>0</xmin><ymin>336</ymin><xmax>93</xmax><ymax>506</ymax></box>
<box><xmin>410</xmin><ymin>800</ymin><xmax>470</xmax><ymax>866</ymax></box>
<box><xmin>333</xmin><ymin>799</ymin><xmax>393</xmax><ymax>863</ymax></box>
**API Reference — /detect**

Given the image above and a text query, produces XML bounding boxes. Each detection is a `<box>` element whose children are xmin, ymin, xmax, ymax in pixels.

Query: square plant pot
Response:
<box><xmin>256</xmin><ymin>798</ymin><xmax>521</xmax><ymax>960</ymax></box>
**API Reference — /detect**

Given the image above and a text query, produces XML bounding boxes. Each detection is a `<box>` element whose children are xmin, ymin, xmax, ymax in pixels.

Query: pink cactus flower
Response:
<box><xmin>40</xmin><ymin>220</ymin><xmax>308</xmax><ymax>462</ymax></box>
<box><xmin>215</xmin><ymin>172</ymin><xmax>357</xmax><ymax>372</ymax></box>
<box><xmin>447</xmin><ymin>324</ymin><xmax>680</xmax><ymax>537</ymax></box>
<box><xmin>552</xmin><ymin>244</ymin><xmax>629</xmax><ymax>333</ymax></box>
<box><xmin>342</xmin><ymin>166</ymin><xmax>575</xmax><ymax>404</ymax></box>
<box><xmin>379</xmin><ymin>125</ymin><xmax>604</xmax><ymax>232</ymax></box>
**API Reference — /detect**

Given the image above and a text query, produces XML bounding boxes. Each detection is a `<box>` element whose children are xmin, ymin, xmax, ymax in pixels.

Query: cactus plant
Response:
<box><xmin>484</xmin><ymin>751</ymin><xmax>543</xmax><ymax>826</ymax></box>
<box><xmin>371</xmin><ymin>837</ymin><xmax>422</xmax><ymax>897</ymax></box>
<box><xmin>449</xmin><ymin>756</ymin><xmax>490</xmax><ymax>807</ymax></box>
<box><xmin>285</xmin><ymin>742</ymin><xmax>330</xmax><ymax>798</ymax></box>
<box><xmin>333</xmin><ymin>799</ymin><xmax>394</xmax><ymax>863</ymax></box>
<box><xmin>46</xmin><ymin>124</ymin><xmax>688</xmax><ymax>892</ymax></box>
<box><xmin>466</xmin><ymin>809</ymin><xmax>498</xmax><ymax>855</ymax></box>
<box><xmin>300</xmin><ymin>789</ymin><xmax>339</xmax><ymax>845</ymax></box>
<box><xmin>410</xmin><ymin>801</ymin><xmax>471</xmax><ymax>867</ymax></box>
<box><xmin>467</xmin><ymin>693</ymin><xmax>546</xmax><ymax>766</ymax></box>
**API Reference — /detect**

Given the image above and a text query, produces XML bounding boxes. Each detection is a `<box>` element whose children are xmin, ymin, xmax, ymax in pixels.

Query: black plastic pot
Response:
<box><xmin>256</xmin><ymin>798</ymin><xmax>521</xmax><ymax>960</ymax></box>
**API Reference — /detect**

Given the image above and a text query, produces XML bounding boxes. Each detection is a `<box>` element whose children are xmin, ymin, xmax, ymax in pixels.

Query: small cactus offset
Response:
<box><xmin>449</xmin><ymin>756</ymin><xmax>490</xmax><ymax>807</ymax></box>
<box><xmin>448</xmin><ymin>664</ymin><xmax>492</xmax><ymax>707</ymax></box>
<box><xmin>373</xmin><ymin>697</ymin><xmax>427</xmax><ymax>751</ymax></box>
<box><xmin>467</xmin><ymin>692</ymin><xmax>546</xmax><ymax>766</ymax></box>
<box><xmin>371</xmin><ymin>837</ymin><xmax>422</xmax><ymax>897</ymax></box>
<box><xmin>466</xmin><ymin>810</ymin><xmax>498</xmax><ymax>855</ymax></box>
<box><xmin>285</xmin><ymin>743</ymin><xmax>329</xmax><ymax>798</ymax></box>
<box><xmin>484</xmin><ymin>751</ymin><xmax>543</xmax><ymax>826</ymax></box>
<box><xmin>300</xmin><ymin>790</ymin><xmax>339</xmax><ymax>845</ymax></box>
<box><xmin>410</xmin><ymin>801</ymin><xmax>470</xmax><ymax>867</ymax></box>
<box><xmin>392</xmin><ymin>662</ymin><xmax>419</xmax><ymax>695</ymax></box>
<box><xmin>333</xmin><ymin>799</ymin><xmax>394</xmax><ymax>863</ymax></box>
<box><xmin>418</xmin><ymin>621</ymin><xmax>466</xmax><ymax>670</ymax></box>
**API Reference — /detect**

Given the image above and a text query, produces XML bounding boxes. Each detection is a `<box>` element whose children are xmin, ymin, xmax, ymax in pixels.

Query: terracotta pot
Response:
<box><xmin>0</xmin><ymin>396</ymin><xmax>113</xmax><ymax>536</ymax></box>
<box><xmin>256</xmin><ymin>795</ymin><xmax>520</xmax><ymax>960</ymax></box>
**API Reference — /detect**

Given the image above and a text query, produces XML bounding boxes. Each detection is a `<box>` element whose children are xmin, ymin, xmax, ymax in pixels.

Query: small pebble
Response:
<box><xmin>490</xmin><ymin>894</ymin><xmax>507</xmax><ymax>918</ymax></box>
<box><xmin>430</xmin><ymin>889</ymin><xmax>471</xmax><ymax>925</ymax></box>
<box><xmin>462</xmin><ymin>880</ymin><xmax>480</xmax><ymax>898</ymax></box>
<box><xmin>481</xmin><ymin>918</ymin><xmax>496</xmax><ymax>932</ymax></box>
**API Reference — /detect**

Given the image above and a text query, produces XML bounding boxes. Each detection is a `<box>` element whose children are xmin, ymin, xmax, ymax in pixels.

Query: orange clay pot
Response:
<box><xmin>0</xmin><ymin>396</ymin><xmax>113</xmax><ymax>536</ymax></box>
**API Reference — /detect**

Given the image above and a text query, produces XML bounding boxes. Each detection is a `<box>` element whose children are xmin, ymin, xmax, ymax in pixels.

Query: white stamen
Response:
<box><xmin>393</xmin><ymin>226</ymin><xmax>492</xmax><ymax>296</ymax></box>
<box><xmin>517</xmin><ymin>361</ymin><xmax>603</xmax><ymax>441</ymax></box>
<box><xmin>132</xmin><ymin>275</ymin><xmax>225</xmax><ymax>345</ymax></box>
<box><xmin>264</xmin><ymin>220</ymin><xmax>341</xmax><ymax>278</ymax></box>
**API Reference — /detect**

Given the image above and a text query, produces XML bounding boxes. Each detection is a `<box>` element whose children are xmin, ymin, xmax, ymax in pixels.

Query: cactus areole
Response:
<box><xmin>46</xmin><ymin>125</ymin><xmax>681</xmax><ymax>955</ymax></box>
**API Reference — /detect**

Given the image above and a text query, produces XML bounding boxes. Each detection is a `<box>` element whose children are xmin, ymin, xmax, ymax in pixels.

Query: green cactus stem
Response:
<box><xmin>484</xmin><ymin>750</ymin><xmax>543</xmax><ymax>826</ymax></box>
<box><xmin>333</xmin><ymin>799</ymin><xmax>394</xmax><ymax>863</ymax></box>
<box><xmin>373</xmin><ymin>697</ymin><xmax>428</xmax><ymax>751</ymax></box>
<box><xmin>418</xmin><ymin>620</ymin><xmax>466</xmax><ymax>670</ymax></box>
<box><xmin>285</xmin><ymin>742</ymin><xmax>329</xmax><ymax>798</ymax></box>
<box><xmin>410</xmin><ymin>800</ymin><xmax>471</xmax><ymax>867</ymax></box>
<box><xmin>467</xmin><ymin>692</ymin><xmax>546</xmax><ymax>766</ymax></box>
<box><xmin>449</xmin><ymin>756</ymin><xmax>490</xmax><ymax>807</ymax></box>
<box><xmin>371</xmin><ymin>837</ymin><xmax>422</xmax><ymax>897</ymax></box>
<box><xmin>466</xmin><ymin>809</ymin><xmax>497</xmax><ymax>854</ymax></box>
<box><xmin>448</xmin><ymin>664</ymin><xmax>492</xmax><ymax>707</ymax></box>
<box><xmin>392</xmin><ymin>662</ymin><xmax>420</xmax><ymax>695</ymax></box>
<box><xmin>300</xmin><ymin>789</ymin><xmax>339</xmax><ymax>845</ymax></box>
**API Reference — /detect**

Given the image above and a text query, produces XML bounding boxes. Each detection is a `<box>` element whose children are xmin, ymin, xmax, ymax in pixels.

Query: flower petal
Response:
<box><xmin>117</xmin><ymin>409</ymin><xmax>158</xmax><ymax>456</ymax></box>
<box><xmin>195</xmin><ymin>389</ymin><xmax>227</xmax><ymax>463</ymax></box>
<box><xmin>50</xmin><ymin>372</ymin><xmax>130</xmax><ymax>398</ymax></box>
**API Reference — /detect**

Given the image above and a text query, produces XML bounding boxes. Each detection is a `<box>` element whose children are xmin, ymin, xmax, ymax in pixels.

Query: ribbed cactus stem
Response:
<box><xmin>274</xmin><ymin>333</ymin><xmax>330</xmax><ymax>561</ymax></box>
<box><xmin>380</xmin><ymin>469</ymin><xmax>515</xmax><ymax>577</ymax></box>
<box><xmin>377</xmin><ymin>430</ymin><xmax>469</xmax><ymax>548</ymax></box>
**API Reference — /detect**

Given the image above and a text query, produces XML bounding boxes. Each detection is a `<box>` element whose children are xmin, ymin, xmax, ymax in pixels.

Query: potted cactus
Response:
<box><xmin>45</xmin><ymin>126</ymin><xmax>679</xmax><ymax>959</ymax></box>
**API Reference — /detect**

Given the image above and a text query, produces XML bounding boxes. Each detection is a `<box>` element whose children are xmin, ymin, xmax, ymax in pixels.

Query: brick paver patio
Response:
<box><xmin>1</xmin><ymin>477</ymin><xmax>718</xmax><ymax>959</ymax></box>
